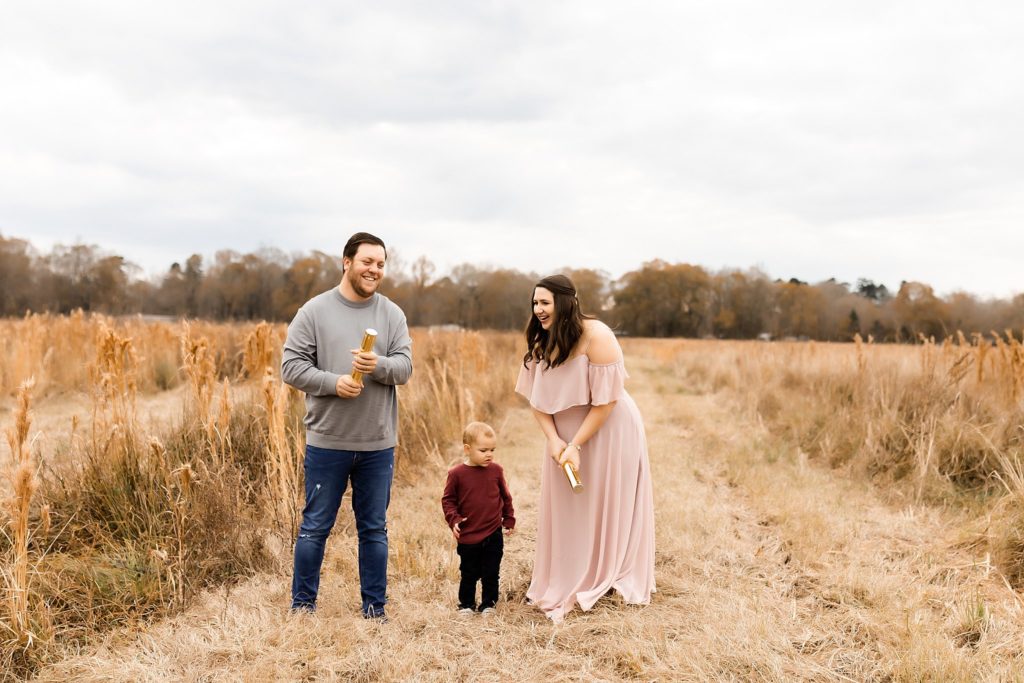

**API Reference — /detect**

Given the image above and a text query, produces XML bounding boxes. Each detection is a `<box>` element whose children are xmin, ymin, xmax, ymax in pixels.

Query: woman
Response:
<box><xmin>515</xmin><ymin>274</ymin><xmax>655</xmax><ymax>623</ymax></box>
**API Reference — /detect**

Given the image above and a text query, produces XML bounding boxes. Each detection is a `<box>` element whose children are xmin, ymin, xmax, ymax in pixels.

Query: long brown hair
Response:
<box><xmin>523</xmin><ymin>274</ymin><xmax>590</xmax><ymax>369</ymax></box>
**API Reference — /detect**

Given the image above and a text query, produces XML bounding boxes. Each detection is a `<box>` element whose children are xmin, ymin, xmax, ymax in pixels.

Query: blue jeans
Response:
<box><xmin>291</xmin><ymin>444</ymin><xmax>394</xmax><ymax>614</ymax></box>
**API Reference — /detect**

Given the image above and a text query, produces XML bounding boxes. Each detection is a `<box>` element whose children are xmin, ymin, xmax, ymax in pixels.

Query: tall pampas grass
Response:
<box><xmin>3</xmin><ymin>378</ymin><xmax>41</xmax><ymax>668</ymax></box>
<box><xmin>241</xmin><ymin>321</ymin><xmax>279</xmax><ymax>381</ymax></box>
<box><xmin>261</xmin><ymin>368</ymin><xmax>300</xmax><ymax>538</ymax></box>
<box><xmin>1</xmin><ymin>314</ymin><xmax>283</xmax><ymax>400</ymax></box>
<box><xmin>180</xmin><ymin>322</ymin><xmax>219</xmax><ymax>460</ymax></box>
<box><xmin>1</xmin><ymin>323</ymin><xmax>524</xmax><ymax>677</ymax></box>
<box><xmin>397</xmin><ymin>329</ymin><xmax>518</xmax><ymax>475</ymax></box>
<box><xmin>89</xmin><ymin>322</ymin><xmax>139</xmax><ymax>459</ymax></box>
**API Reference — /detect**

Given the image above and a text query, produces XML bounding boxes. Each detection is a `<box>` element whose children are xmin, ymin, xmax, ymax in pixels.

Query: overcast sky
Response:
<box><xmin>2</xmin><ymin>1</ymin><xmax>1022</xmax><ymax>297</ymax></box>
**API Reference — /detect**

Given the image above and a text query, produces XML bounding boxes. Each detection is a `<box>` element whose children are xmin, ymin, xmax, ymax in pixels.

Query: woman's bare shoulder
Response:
<box><xmin>582</xmin><ymin>319</ymin><xmax>621</xmax><ymax>363</ymax></box>
<box><xmin>583</xmin><ymin>318</ymin><xmax>617</xmax><ymax>339</ymax></box>
<box><xmin>582</xmin><ymin>318</ymin><xmax>614</xmax><ymax>335</ymax></box>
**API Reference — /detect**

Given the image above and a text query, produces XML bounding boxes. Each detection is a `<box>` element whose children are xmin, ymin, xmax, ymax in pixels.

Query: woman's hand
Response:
<box><xmin>547</xmin><ymin>436</ymin><xmax>568</xmax><ymax>464</ymax></box>
<box><xmin>558</xmin><ymin>442</ymin><xmax>581</xmax><ymax>472</ymax></box>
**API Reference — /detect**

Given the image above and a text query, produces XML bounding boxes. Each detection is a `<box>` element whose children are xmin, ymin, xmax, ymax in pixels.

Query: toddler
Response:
<box><xmin>441</xmin><ymin>421</ymin><xmax>515</xmax><ymax>614</ymax></box>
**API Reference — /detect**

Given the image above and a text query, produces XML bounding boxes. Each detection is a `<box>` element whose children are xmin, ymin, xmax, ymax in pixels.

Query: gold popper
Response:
<box><xmin>562</xmin><ymin>460</ymin><xmax>583</xmax><ymax>493</ymax></box>
<box><xmin>350</xmin><ymin>328</ymin><xmax>378</xmax><ymax>385</ymax></box>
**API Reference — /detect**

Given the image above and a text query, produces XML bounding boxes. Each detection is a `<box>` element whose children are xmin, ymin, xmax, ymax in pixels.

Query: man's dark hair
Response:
<box><xmin>342</xmin><ymin>232</ymin><xmax>387</xmax><ymax>269</ymax></box>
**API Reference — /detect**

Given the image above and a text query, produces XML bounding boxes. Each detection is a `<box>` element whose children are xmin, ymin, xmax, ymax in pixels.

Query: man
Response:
<box><xmin>282</xmin><ymin>232</ymin><xmax>413</xmax><ymax>620</ymax></box>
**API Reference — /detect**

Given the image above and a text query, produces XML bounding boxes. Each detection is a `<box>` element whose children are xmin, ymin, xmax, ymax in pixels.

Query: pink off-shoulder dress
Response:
<box><xmin>515</xmin><ymin>355</ymin><xmax>656</xmax><ymax>623</ymax></box>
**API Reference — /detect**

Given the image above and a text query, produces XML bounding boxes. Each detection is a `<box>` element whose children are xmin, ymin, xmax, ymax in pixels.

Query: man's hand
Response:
<box><xmin>504</xmin><ymin>526</ymin><xmax>515</xmax><ymax>536</ymax></box>
<box><xmin>451</xmin><ymin>517</ymin><xmax>467</xmax><ymax>541</ymax></box>
<box><xmin>336</xmin><ymin>374</ymin><xmax>363</xmax><ymax>398</ymax></box>
<box><xmin>351</xmin><ymin>348</ymin><xmax>379</xmax><ymax>377</ymax></box>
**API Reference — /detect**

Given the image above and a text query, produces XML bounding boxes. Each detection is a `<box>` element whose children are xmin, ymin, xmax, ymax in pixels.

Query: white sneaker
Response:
<box><xmin>480</xmin><ymin>607</ymin><xmax>496</xmax><ymax>615</ymax></box>
<box><xmin>457</xmin><ymin>607</ymin><xmax>475</xmax><ymax>617</ymax></box>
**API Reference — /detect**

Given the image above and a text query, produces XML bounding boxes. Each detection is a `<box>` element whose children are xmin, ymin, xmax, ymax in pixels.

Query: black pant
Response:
<box><xmin>456</xmin><ymin>528</ymin><xmax>503</xmax><ymax>610</ymax></box>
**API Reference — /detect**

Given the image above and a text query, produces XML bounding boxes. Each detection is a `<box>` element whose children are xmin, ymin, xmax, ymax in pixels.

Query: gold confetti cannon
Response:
<box><xmin>350</xmin><ymin>328</ymin><xmax>377</xmax><ymax>385</ymax></box>
<box><xmin>562</xmin><ymin>460</ymin><xmax>583</xmax><ymax>493</ymax></box>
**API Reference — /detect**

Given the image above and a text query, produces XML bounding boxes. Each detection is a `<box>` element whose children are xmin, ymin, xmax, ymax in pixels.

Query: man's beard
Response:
<box><xmin>348</xmin><ymin>269</ymin><xmax>378</xmax><ymax>298</ymax></box>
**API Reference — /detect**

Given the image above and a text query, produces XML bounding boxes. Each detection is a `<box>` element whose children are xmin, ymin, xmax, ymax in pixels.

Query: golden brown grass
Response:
<box><xmin>0</xmin><ymin>318</ymin><xmax>515</xmax><ymax>679</ymax></box>
<box><xmin>397</xmin><ymin>329</ymin><xmax>519</xmax><ymax>474</ymax></box>
<box><xmin>6</xmin><ymin>318</ymin><xmax>1024</xmax><ymax>680</ymax></box>
<box><xmin>0</xmin><ymin>317</ymin><xmax>292</xmax><ymax>678</ymax></box>
<box><xmin>24</xmin><ymin>336</ymin><xmax>1024</xmax><ymax>681</ymax></box>
<box><xmin>0</xmin><ymin>313</ymin><xmax>280</xmax><ymax>400</ymax></box>
<box><xmin>3</xmin><ymin>378</ymin><xmax>39</xmax><ymax>664</ymax></box>
<box><xmin>649</xmin><ymin>335</ymin><xmax>1024</xmax><ymax>494</ymax></box>
<box><xmin>262</xmin><ymin>367</ymin><xmax>301</xmax><ymax>538</ymax></box>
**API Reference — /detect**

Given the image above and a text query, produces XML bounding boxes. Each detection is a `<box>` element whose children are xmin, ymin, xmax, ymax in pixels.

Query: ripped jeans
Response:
<box><xmin>291</xmin><ymin>444</ymin><xmax>394</xmax><ymax>614</ymax></box>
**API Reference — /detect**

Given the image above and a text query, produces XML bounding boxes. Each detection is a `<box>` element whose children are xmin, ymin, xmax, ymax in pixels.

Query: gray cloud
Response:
<box><xmin>2</xmin><ymin>1</ymin><xmax>1022</xmax><ymax>297</ymax></box>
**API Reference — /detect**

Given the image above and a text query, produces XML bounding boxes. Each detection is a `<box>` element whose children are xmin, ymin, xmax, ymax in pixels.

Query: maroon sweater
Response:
<box><xmin>441</xmin><ymin>463</ymin><xmax>516</xmax><ymax>545</ymax></box>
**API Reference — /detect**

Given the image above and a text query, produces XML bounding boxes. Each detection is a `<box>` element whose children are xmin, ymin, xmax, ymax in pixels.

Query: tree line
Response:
<box><xmin>3</xmin><ymin>233</ymin><xmax>1023</xmax><ymax>340</ymax></box>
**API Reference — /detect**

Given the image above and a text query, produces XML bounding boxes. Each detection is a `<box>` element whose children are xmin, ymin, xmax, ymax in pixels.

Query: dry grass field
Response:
<box><xmin>3</xmin><ymin>316</ymin><xmax>1024</xmax><ymax>681</ymax></box>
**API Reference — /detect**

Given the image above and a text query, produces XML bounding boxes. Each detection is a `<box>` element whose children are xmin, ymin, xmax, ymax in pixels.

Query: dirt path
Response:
<box><xmin>31</xmin><ymin>357</ymin><xmax>1024</xmax><ymax>681</ymax></box>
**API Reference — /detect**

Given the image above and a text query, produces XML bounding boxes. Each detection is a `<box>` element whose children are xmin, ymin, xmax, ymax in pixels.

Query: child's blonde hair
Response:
<box><xmin>462</xmin><ymin>421</ymin><xmax>496</xmax><ymax>445</ymax></box>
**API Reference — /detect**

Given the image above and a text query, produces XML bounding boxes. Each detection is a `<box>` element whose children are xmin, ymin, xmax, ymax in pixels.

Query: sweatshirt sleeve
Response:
<box><xmin>499</xmin><ymin>469</ymin><xmax>515</xmax><ymax>529</ymax></box>
<box><xmin>281</xmin><ymin>306</ymin><xmax>343</xmax><ymax>396</ymax></box>
<box><xmin>441</xmin><ymin>469</ymin><xmax>462</xmax><ymax>528</ymax></box>
<box><xmin>371</xmin><ymin>307</ymin><xmax>413</xmax><ymax>386</ymax></box>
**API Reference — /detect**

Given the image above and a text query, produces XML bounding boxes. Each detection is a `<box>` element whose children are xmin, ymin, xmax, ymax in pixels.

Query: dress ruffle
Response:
<box><xmin>588</xmin><ymin>361</ymin><xmax>628</xmax><ymax>405</ymax></box>
<box><xmin>515</xmin><ymin>356</ymin><xmax>629</xmax><ymax>414</ymax></box>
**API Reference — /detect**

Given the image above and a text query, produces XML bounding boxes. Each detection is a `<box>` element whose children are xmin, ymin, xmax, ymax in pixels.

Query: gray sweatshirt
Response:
<box><xmin>281</xmin><ymin>288</ymin><xmax>413</xmax><ymax>451</ymax></box>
